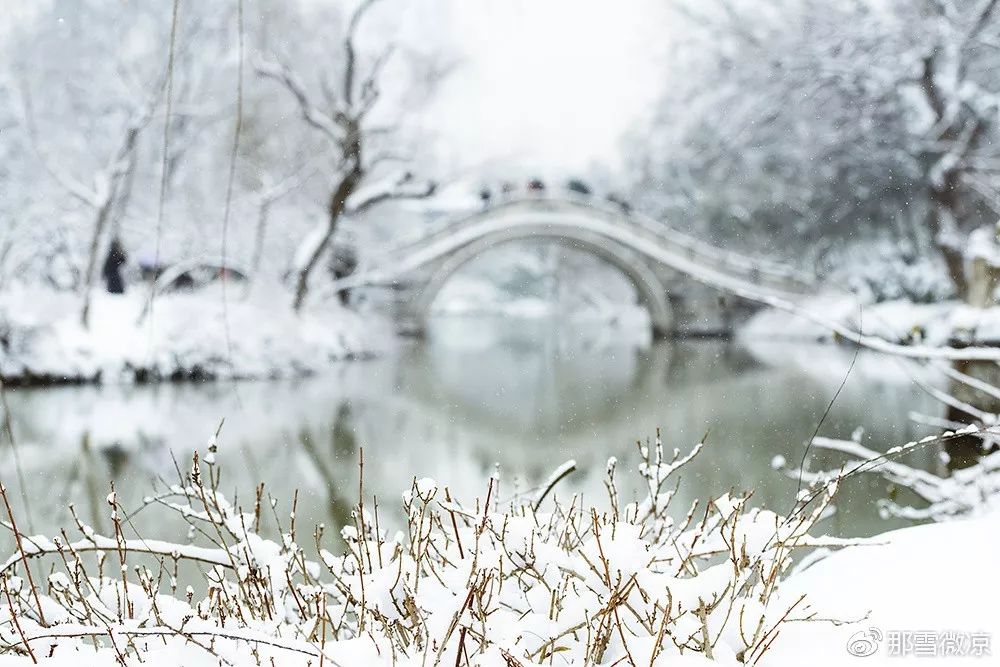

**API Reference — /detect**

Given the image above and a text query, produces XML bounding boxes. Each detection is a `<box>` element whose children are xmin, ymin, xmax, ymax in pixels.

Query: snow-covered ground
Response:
<box><xmin>770</xmin><ymin>511</ymin><xmax>999</xmax><ymax>666</ymax></box>
<box><xmin>0</xmin><ymin>286</ymin><xmax>391</xmax><ymax>384</ymax></box>
<box><xmin>742</xmin><ymin>294</ymin><xmax>1000</xmax><ymax>349</ymax></box>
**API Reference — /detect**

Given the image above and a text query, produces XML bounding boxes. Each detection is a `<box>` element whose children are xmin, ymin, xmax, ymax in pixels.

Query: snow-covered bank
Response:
<box><xmin>0</xmin><ymin>287</ymin><xmax>391</xmax><ymax>385</ymax></box>
<box><xmin>742</xmin><ymin>295</ymin><xmax>1000</xmax><ymax>349</ymax></box>
<box><xmin>772</xmin><ymin>512</ymin><xmax>1000</xmax><ymax>666</ymax></box>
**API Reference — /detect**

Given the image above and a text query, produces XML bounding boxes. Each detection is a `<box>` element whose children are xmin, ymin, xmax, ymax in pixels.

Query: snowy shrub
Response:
<box><xmin>822</xmin><ymin>242</ymin><xmax>954</xmax><ymax>304</ymax></box>
<box><xmin>0</xmin><ymin>433</ymin><xmax>861</xmax><ymax>665</ymax></box>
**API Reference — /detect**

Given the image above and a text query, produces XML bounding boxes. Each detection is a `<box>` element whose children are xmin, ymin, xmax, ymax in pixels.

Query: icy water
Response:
<box><xmin>1</xmin><ymin>317</ymin><xmax>948</xmax><ymax>547</ymax></box>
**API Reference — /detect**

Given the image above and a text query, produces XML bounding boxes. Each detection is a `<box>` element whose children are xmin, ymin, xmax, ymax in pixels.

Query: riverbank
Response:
<box><xmin>0</xmin><ymin>287</ymin><xmax>392</xmax><ymax>386</ymax></box>
<box><xmin>769</xmin><ymin>509</ymin><xmax>1000</xmax><ymax>666</ymax></box>
<box><xmin>8</xmin><ymin>287</ymin><xmax>1000</xmax><ymax>387</ymax></box>
<box><xmin>742</xmin><ymin>295</ymin><xmax>1000</xmax><ymax>348</ymax></box>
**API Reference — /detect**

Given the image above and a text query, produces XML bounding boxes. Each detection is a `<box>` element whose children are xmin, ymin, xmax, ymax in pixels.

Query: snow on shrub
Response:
<box><xmin>821</xmin><ymin>241</ymin><xmax>954</xmax><ymax>304</ymax></box>
<box><xmin>0</xmin><ymin>432</ymin><xmax>867</xmax><ymax>665</ymax></box>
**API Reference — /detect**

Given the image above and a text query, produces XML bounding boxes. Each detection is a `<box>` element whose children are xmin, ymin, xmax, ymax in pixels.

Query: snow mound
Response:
<box><xmin>742</xmin><ymin>295</ymin><xmax>1000</xmax><ymax>348</ymax></box>
<box><xmin>771</xmin><ymin>512</ymin><xmax>1000</xmax><ymax>667</ymax></box>
<box><xmin>0</xmin><ymin>286</ymin><xmax>390</xmax><ymax>384</ymax></box>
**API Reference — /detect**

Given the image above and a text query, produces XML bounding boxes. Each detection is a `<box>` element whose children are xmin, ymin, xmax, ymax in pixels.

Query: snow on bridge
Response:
<box><xmin>331</xmin><ymin>196</ymin><xmax>816</xmax><ymax>337</ymax></box>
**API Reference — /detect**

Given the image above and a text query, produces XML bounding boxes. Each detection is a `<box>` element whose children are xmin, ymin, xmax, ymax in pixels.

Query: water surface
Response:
<box><xmin>1</xmin><ymin>316</ymin><xmax>947</xmax><ymax>546</ymax></box>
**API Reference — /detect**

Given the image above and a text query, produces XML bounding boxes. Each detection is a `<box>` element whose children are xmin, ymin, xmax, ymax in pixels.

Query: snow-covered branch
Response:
<box><xmin>800</xmin><ymin>434</ymin><xmax>1000</xmax><ymax>521</ymax></box>
<box><xmin>344</xmin><ymin>171</ymin><xmax>437</xmax><ymax>215</ymax></box>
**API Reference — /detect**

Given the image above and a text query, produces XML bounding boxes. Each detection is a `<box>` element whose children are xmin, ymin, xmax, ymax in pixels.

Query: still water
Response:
<box><xmin>1</xmin><ymin>317</ymin><xmax>946</xmax><ymax>545</ymax></box>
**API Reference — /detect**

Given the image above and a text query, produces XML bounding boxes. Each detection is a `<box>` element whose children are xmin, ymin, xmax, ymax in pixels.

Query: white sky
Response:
<box><xmin>412</xmin><ymin>0</ymin><xmax>670</xmax><ymax>177</ymax></box>
<box><xmin>4</xmin><ymin>0</ymin><xmax>671</xmax><ymax>177</ymax></box>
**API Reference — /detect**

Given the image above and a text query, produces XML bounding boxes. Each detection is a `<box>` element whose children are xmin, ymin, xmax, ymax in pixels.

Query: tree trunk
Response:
<box><xmin>79</xmin><ymin>123</ymin><xmax>142</xmax><ymax>328</ymax></box>
<box><xmin>79</xmin><ymin>199</ymin><xmax>116</xmax><ymax>328</ymax></box>
<box><xmin>936</xmin><ymin>233</ymin><xmax>968</xmax><ymax>302</ymax></box>
<box><xmin>249</xmin><ymin>198</ymin><xmax>271</xmax><ymax>284</ymax></box>
<box><xmin>928</xmin><ymin>178</ymin><xmax>969</xmax><ymax>302</ymax></box>
<box><xmin>967</xmin><ymin>256</ymin><xmax>1000</xmax><ymax>308</ymax></box>
<box><xmin>291</xmin><ymin>167</ymin><xmax>362</xmax><ymax>312</ymax></box>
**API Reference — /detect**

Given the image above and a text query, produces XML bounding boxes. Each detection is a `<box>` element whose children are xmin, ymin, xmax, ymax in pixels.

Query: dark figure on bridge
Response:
<box><xmin>479</xmin><ymin>187</ymin><xmax>492</xmax><ymax>209</ymax></box>
<box><xmin>102</xmin><ymin>237</ymin><xmax>128</xmax><ymax>294</ymax></box>
<box><xmin>566</xmin><ymin>179</ymin><xmax>592</xmax><ymax>196</ymax></box>
<box><xmin>606</xmin><ymin>193</ymin><xmax>632</xmax><ymax>215</ymax></box>
<box><xmin>500</xmin><ymin>182</ymin><xmax>515</xmax><ymax>197</ymax></box>
<box><xmin>527</xmin><ymin>178</ymin><xmax>545</xmax><ymax>193</ymax></box>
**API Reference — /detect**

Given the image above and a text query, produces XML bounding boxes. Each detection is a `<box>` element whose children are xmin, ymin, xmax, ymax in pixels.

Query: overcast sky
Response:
<box><xmin>410</xmin><ymin>0</ymin><xmax>670</xmax><ymax>178</ymax></box>
<box><xmin>5</xmin><ymin>0</ymin><xmax>671</xmax><ymax>178</ymax></box>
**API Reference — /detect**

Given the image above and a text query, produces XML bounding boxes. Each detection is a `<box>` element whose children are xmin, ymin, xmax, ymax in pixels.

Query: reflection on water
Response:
<box><xmin>1</xmin><ymin>316</ymin><xmax>949</xmax><ymax>547</ymax></box>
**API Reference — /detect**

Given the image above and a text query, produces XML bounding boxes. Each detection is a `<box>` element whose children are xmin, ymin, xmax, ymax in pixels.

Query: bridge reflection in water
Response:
<box><xmin>1</xmin><ymin>318</ymin><xmax>947</xmax><ymax>551</ymax></box>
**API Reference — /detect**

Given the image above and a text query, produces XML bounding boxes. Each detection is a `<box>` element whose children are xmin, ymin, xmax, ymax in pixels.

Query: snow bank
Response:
<box><xmin>742</xmin><ymin>294</ymin><xmax>1000</xmax><ymax>349</ymax></box>
<box><xmin>0</xmin><ymin>286</ymin><xmax>390</xmax><ymax>384</ymax></box>
<box><xmin>740</xmin><ymin>293</ymin><xmax>862</xmax><ymax>342</ymax></box>
<box><xmin>769</xmin><ymin>512</ymin><xmax>1000</xmax><ymax>666</ymax></box>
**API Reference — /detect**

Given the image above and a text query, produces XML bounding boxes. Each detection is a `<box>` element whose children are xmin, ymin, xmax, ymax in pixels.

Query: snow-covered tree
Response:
<box><xmin>633</xmin><ymin>0</ymin><xmax>1000</xmax><ymax>302</ymax></box>
<box><xmin>916</xmin><ymin>0</ymin><xmax>1000</xmax><ymax>298</ymax></box>
<box><xmin>6</xmin><ymin>1</ymin><xmax>238</xmax><ymax>325</ymax></box>
<box><xmin>256</xmin><ymin>0</ymin><xmax>440</xmax><ymax>312</ymax></box>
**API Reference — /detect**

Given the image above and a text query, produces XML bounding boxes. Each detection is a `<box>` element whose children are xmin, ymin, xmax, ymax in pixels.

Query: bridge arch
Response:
<box><xmin>338</xmin><ymin>197</ymin><xmax>813</xmax><ymax>338</ymax></box>
<box><xmin>403</xmin><ymin>224</ymin><xmax>674</xmax><ymax>337</ymax></box>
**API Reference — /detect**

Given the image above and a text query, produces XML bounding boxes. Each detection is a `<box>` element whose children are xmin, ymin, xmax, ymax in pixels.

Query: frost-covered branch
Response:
<box><xmin>778</xmin><ymin>421</ymin><xmax>1000</xmax><ymax>522</ymax></box>
<box><xmin>344</xmin><ymin>171</ymin><xmax>437</xmax><ymax>215</ymax></box>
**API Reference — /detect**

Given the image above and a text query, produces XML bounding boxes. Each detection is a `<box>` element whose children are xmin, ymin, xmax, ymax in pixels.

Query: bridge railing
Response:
<box><xmin>353</xmin><ymin>195</ymin><xmax>816</xmax><ymax>294</ymax></box>
<box><xmin>550</xmin><ymin>196</ymin><xmax>817</xmax><ymax>289</ymax></box>
<box><xmin>521</xmin><ymin>194</ymin><xmax>815</xmax><ymax>285</ymax></box>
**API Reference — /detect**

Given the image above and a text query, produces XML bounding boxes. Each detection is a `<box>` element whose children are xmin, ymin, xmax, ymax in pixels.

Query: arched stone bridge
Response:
<box><xmin>332</xmin><ymin>197</ymin><xmax>816</xmax><ymax>337</ymax></box>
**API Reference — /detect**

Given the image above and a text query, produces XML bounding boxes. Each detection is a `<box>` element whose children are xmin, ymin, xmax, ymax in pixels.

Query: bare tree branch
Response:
<box><xmin>19</xmin><ymin>81</ymin><xmax>99</xmax><ymax>208</ymax></box>
<box><xmin>255</xmin><ymin>59</ymin><xmax>342</xmax><ymax>142</ymax></box>
<box><xmin>966</xmin><ymin>0</ymin><xmax>1000</xmax><ymax>45</ymax></box>
<box><xmin>342</xmin><ymin>0</ymin><xmax>384</xmax><ymax>108</ymax></box>
<box><xmin>345</xmin><ymin>171</ymin><xmax>436</xmax><ymax>215</ymax></box>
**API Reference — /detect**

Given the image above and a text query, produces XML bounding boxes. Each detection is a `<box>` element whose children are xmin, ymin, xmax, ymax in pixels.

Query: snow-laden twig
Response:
<box><xmin>531</xmin><ymin>459</ymin><xmax>576</xmax><ymax>511</ymax></box>
<box><xmin>344</xmin><ymin>171</ymin><xmax>436</xmax><ymax>216</ymax></box>
<box><xmin>781</xmin><ymin>425</ymin><xmax>1000</xmax><ymax>521</ymax></box>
